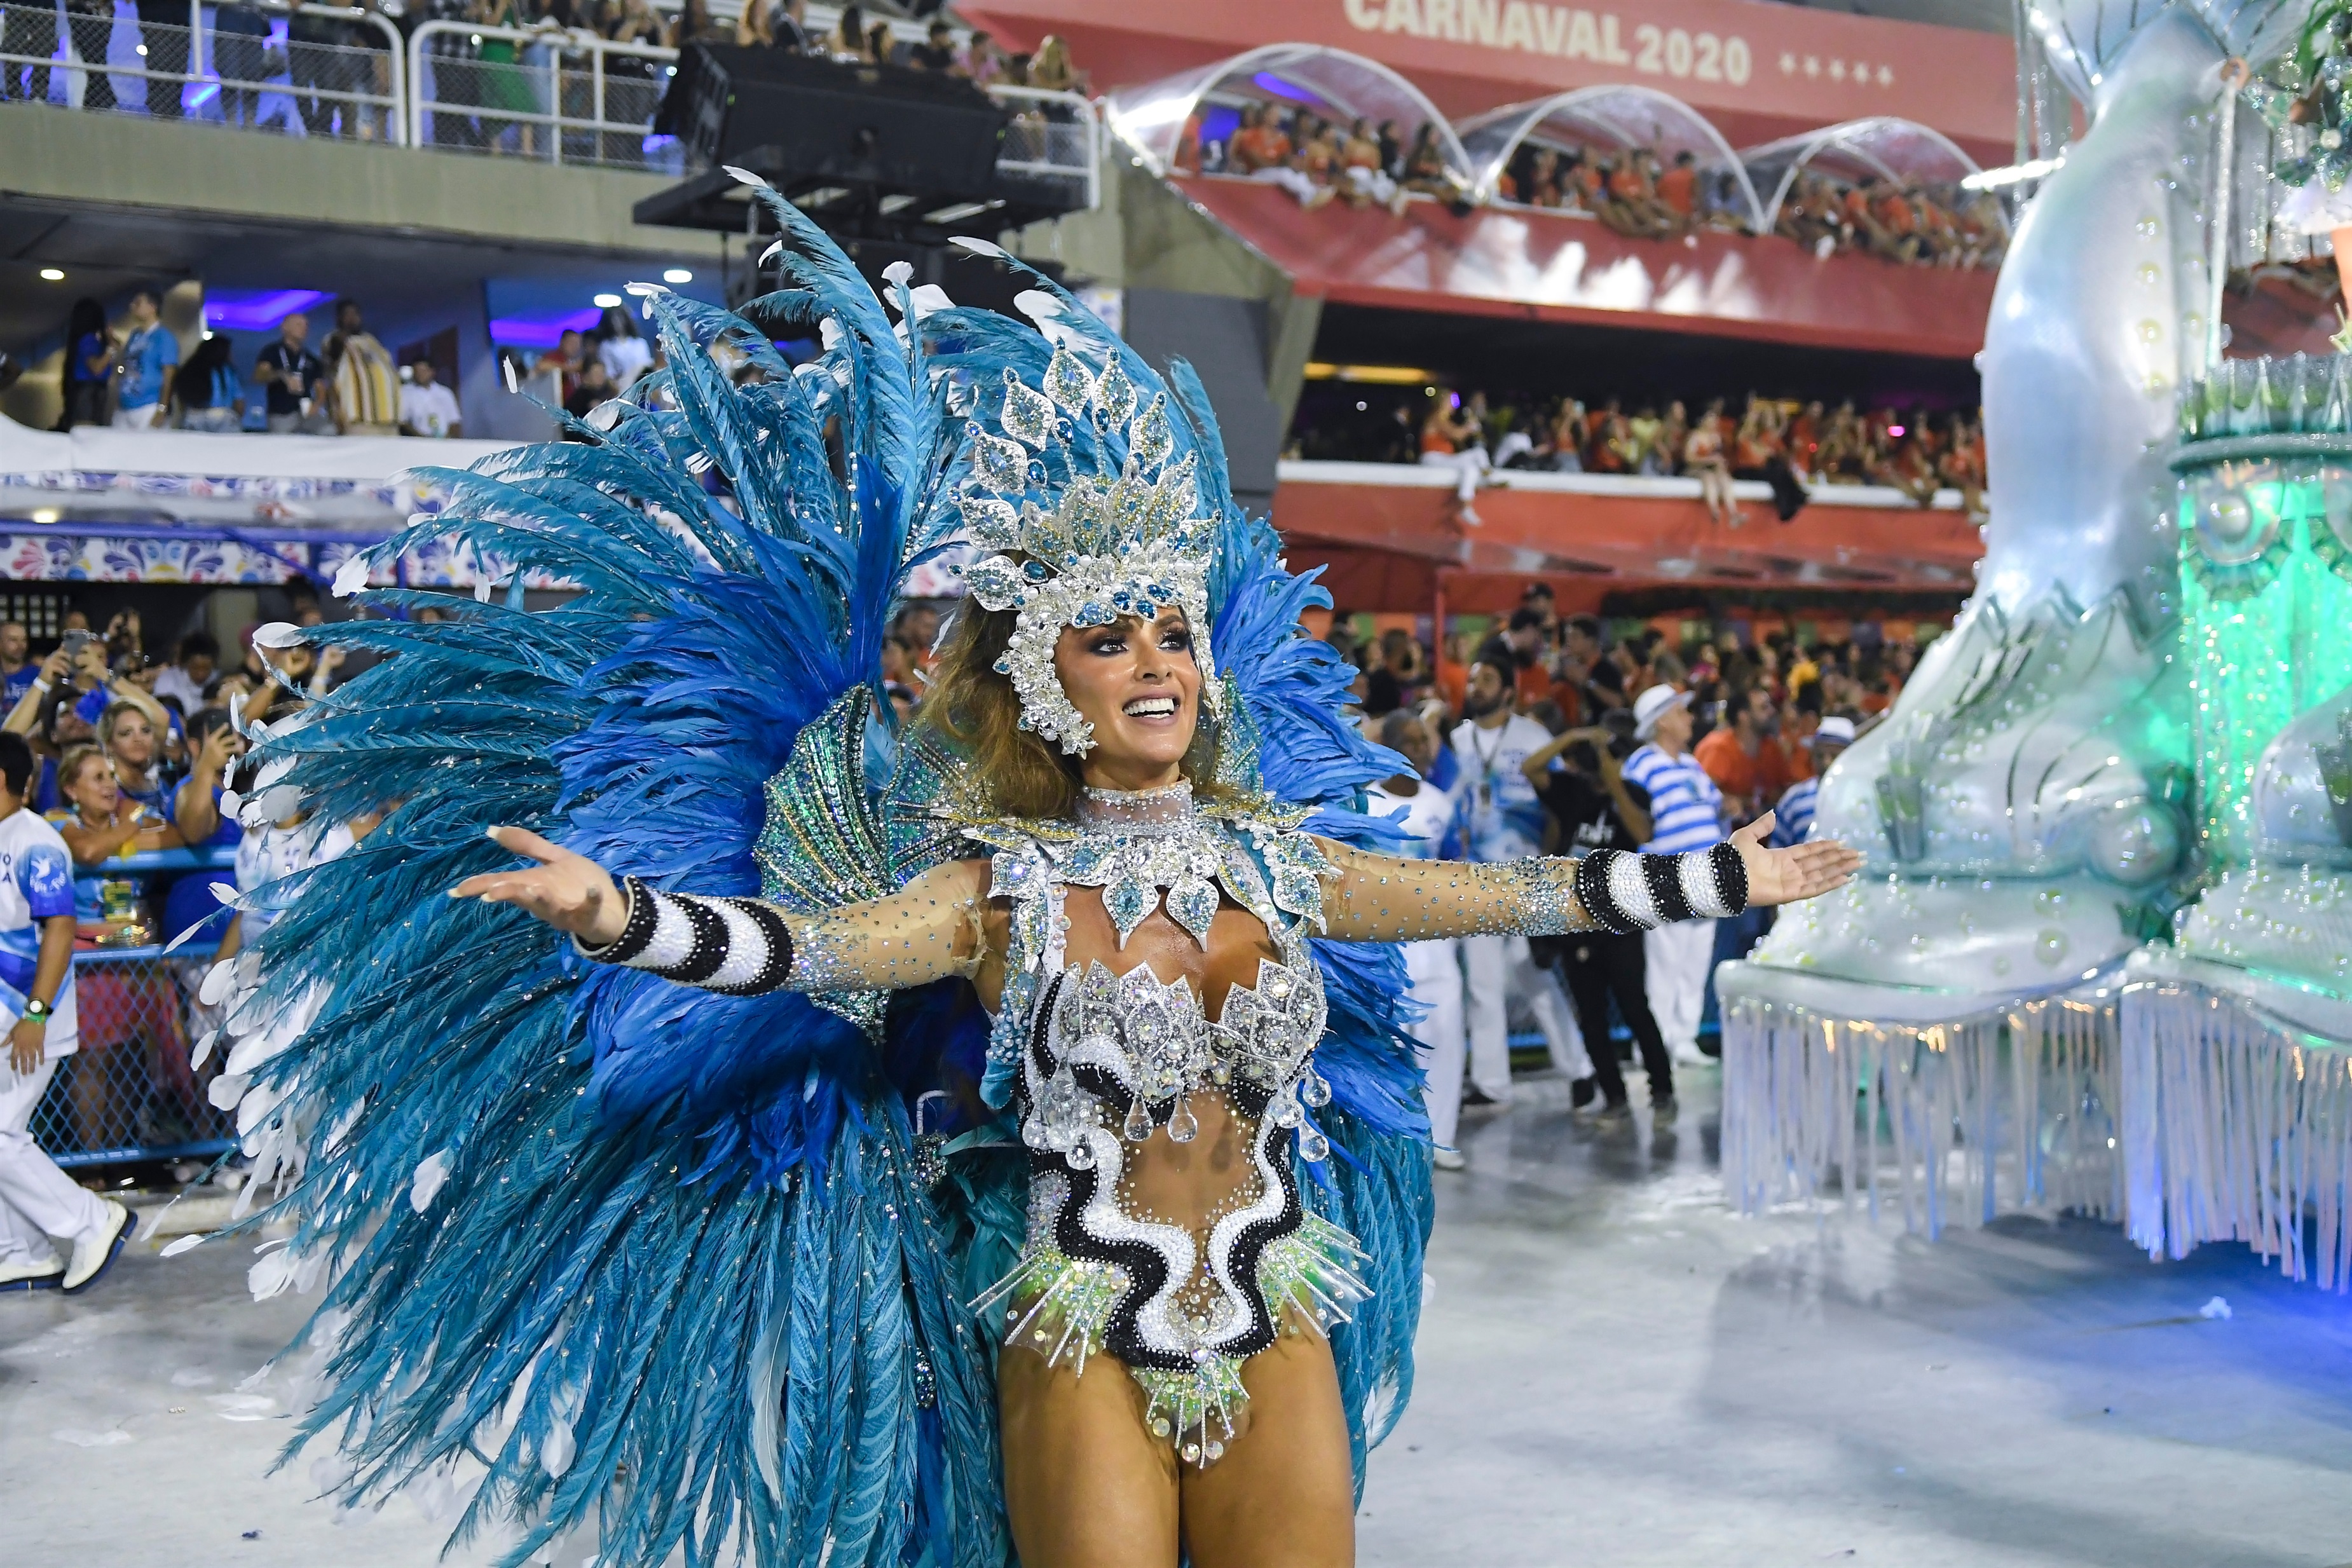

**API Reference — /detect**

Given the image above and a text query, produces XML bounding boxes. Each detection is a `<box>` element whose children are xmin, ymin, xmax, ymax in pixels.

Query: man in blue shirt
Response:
<box><xmin>113</xmin><ymin>289</ymin><xmax>179</xmax><ymax>430</ymax></box>
<box><xmin>0</xmin><ymin>622</ymin><xmax>34</xmax><ymax>709</ymax></box>
<box><xmin>1621</xmin><ymin>683</ymin><xmax>1727</xmax><ymax>1065</ymax></box>
<box><xmin>1769</xmin><ymin>715</ymin><xmax>1856</xmax><ymax>848</ymax></box>
<box><xmin>0</xmin><ymin>733</ymin><xmax>133</xmax><ymax>1292</ymax></box>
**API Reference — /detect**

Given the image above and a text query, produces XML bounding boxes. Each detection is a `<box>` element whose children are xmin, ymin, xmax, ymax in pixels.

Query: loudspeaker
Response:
<box><xmin>664</xmin><ymin>45</ymin><xmax>1005</xmax><ymax>200</ymax></box>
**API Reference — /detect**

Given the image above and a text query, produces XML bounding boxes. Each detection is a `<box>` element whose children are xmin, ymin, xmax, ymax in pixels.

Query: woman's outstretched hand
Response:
<box><xmin>449</xmin><ymin>826</ymin><xmax>629</xmax><ymax>946</ymax></box>
<box><xmin>1728</xmin><ymin>813</ymin><xmax>1866</xmax><ymax>908</ymax></box>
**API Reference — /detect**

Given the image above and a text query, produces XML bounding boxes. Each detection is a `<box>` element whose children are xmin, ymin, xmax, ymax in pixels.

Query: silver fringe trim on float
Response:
<box><xmin>1721</xmin><ymin>990</ymin><xmax>2123</xmax><ymax>1236</ymax></box>
<box><xmin>2121</xmin><ymin>981</ymin><xmax>2352</xmax><ymax>1290</ymax></box>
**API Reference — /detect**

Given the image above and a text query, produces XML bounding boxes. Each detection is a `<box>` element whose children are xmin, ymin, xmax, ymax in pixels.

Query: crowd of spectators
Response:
<box><xmin>1769</xmin><ymin>171</ymin><xmax>2007</xmax><ymax>269</ymax></box>
<box><xmin>1175</xmin><ymin>106</ymin><xmax>1465</xmax><ymax>214</ymax></box>
<box><xmin>1296</xmin><ymin>386</ymin><xmax>1988</xmax><ymax>524</ymax></box>
<box><xmin>51</xmin><ymin>290</ymin><xmax>467</xmax><ymax>439</ymax></box>
<box><xmin>0</xmin><ymin>594</ymin><xmax>357</xmax><ymax>941</ymax></box>
<box><xmin>1323</xmin><ymin>582</ymin><xmax>1915</xmax><ymax>1148</ymax></box>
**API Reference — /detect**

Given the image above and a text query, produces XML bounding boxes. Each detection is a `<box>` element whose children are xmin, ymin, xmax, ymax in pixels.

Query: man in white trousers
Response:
<box><xmin>1620</xmin><ymin>684</ymin><xmax>1729</xmax><ymax>1065</ymax></box>
<box><xmin>0</xmin><ymin>733</ymin><xmax>133</xmax><ymax>1293</ymax></box>
<box><xmin>1367</xmin><ymin>709</ymin><xmax>1470</xmax><ymax>1169</ymax></box>
<box><xmin>1449</xmin><ymin>651</ymin><xmax>1590</xmax><ymax>1120</ymax></box>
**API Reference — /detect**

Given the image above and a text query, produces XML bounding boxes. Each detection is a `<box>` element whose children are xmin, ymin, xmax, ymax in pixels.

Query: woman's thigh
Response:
<box><xmin>1179</xmin><ymin>1330</ymin><xmax>1357</xmax><ymax>1568</ymax></box>
<box><xmin>999</xmin><ymin>1344</ymin><xmax>1182</xmax><ymax>1568</ymax></box>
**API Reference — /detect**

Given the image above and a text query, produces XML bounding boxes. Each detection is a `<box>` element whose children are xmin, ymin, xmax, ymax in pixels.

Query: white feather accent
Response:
<box><xmin>331</xmin><ymin>553</ymin><xmax>373</xmax><ymax>599</ymax></box>
<box><xmin>949</xmin><ymin>236</ymin><xmax>1008</xmax><ymax>257</ymax></box>
<box><xmin>252</xmin><ymin>621</ymin><xmax>304</xmax><ymax>649</ymax></box>
<box><xmin>160</xmin><ymin>1233</ymin><xmax>207</xmax><ymax>1258</ymax></box>
<box><xmin>409</xmin><ymin>1149</ymin><xmax>452</xmax><ymax>1214</ymax></box>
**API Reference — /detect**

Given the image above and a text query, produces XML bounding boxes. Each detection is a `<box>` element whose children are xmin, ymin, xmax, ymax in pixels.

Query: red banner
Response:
<box><xmin>962</xmin><ymin>0</ymin><xmax>2018</xmax><ymax>159</ymax></box>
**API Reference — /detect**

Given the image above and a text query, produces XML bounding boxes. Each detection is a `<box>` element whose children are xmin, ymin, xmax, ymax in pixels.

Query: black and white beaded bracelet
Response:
<box><xmin>1571</xmin><ymin>845</ymin><xmax>1748</xmax><ymax>936</ymax></box>
<box><xmin>574</xmin><ymin>875</ymin><xmax>797</xmax><ymax>995</ymax></box>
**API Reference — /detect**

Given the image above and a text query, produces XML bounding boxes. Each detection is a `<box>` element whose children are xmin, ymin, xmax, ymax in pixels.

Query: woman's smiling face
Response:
<box><xmin>1051</xmin><ymin>605</ymin><xmax>1201</xmax><ymax>791</ymax></box>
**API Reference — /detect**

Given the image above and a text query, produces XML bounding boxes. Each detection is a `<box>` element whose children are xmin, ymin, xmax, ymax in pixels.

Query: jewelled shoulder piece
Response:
<box><xmin>949</xmin><ymin>341</ymin><xmax>1223</xmax><ymax>756</ymax></box>
<box><xmin>755</xmin><ymin>688</ymin><xmax>895</xmax><ymax>1040</ymax></box>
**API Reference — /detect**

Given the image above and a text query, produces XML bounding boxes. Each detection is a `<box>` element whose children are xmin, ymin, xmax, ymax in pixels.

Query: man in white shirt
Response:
<box><xmin>0</xmin><ymin>734</ymin><xmax>133</xmax><ymax>1292</ymax></box>
<box><xmin>1447</xmin><ymin>650</ymin><xmax>1588</xmax><ymax>1110</ymax></box>
<box><xmin>1620</xmin><ymin>684</ymin><xmax>1728</xmax><ymax>1064</ymax></box>
<box><xmin>399</xmin><ymin>358</ymin><xmax>464</xmax><ymax>439</ymax></box>
<box><xmin>1367</xmin><ymin>709</ymin><xmax>1470</xmax><ymax>1169</ymax></box>
<box><xmin>151</xmin><ymin>631</ymin><xmax>217</xmax><ymax>715</ymax></box>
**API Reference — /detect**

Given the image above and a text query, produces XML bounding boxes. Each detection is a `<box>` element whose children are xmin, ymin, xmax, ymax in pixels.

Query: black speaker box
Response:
<box><xmin>666</xmin><ymin>45</ymin><xmax>1006</xmax><ymax>199</ymax></box>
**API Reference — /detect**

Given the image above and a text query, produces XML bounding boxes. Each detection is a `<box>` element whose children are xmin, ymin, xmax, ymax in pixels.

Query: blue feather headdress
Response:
<box><xmin>213</xmin><ymin>177</ymin><xmax>1431</xmax><ymax>1564</ymax></box>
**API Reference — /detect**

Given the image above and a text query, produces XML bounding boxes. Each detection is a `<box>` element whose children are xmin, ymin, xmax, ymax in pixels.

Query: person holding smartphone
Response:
<box><xmin>255</xmin><ymin>313</ymin><xmax>327</xmax><ymax>435</ymax></box>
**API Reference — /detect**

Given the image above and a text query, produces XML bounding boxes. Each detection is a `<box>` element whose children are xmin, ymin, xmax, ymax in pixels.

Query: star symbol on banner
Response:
<box><xmin>1878</xmin><ymin>64</ymin><xmax>1894</xmax><ymax>85</ymax></box>
<box><xmin>1852</xmin><ymin>60</ymin><xmax>1869</xmax><ymax>81</ymax></box>
<box><xmin>1803</xmin><ymin>55</ymin><xmax>1819</xmax><ymax>77</ymax></box>
<box><xmin>1829</xmin><ymin>58</ymin><xmax>1845</xmax><ymax>80</ymax></box>
<box><xmin>1781</xmin><ymin>51</ymin><xmax>1796</xmax><ymax>74</ymax></box>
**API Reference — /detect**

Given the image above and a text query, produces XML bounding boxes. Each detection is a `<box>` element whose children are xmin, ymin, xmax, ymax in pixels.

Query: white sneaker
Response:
<box><xmin>1669</xmin><ymin>1041</ymin><xmax>1711</xmax><ymax>1067</ymax></box>
<box><xmin>1432</xmin><ymin>1147</ymin><xmax>1467</xmax><ymax>1171</ymax></box>
<box><xmin>62</xmin><ymin>1200</ymin><xmax>134</xmax><ymax>1295</ymax></box>
<box><xmin>0</xmin><ymin>1253</ymin><xmax>65</xmax><ymax>1292</ymax></box>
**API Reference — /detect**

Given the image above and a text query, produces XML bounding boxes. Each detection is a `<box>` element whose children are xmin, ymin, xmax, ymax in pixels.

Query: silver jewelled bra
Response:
<box><xmin>971</xmin><ymin>787</ymin><xmax>1369</xmax><ymax>1468</ymax></box>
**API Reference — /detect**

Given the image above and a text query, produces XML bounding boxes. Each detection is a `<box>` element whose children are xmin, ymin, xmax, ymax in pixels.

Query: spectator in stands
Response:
<box><xmin>58</xmin><ymin>0</ymin><xmax>116</xmax><ymax>112</ymax></box>
<box><xmin>0</xmin><ymin>732</ymin><xmax>137</xmax><ymax>1295</ymax></box>
<box><xmin>863</xmin><ymin>20</ymin><xmax>897</xmax><ymax>66</ymax></box>
<box><xmin>58</xmin><ymin>298</ymin><xmax>113</xmax><ymax>431</ymax></box>
<box><xmin>133</xmin><ymin>0</ymin><xmax>192</xmax><ymax>119</ymax></box>
<box><xmin>212</xmin><ymin>0</ymin><xmax>270</xmax><ymax>124</ymax></box>
<box><xmin>399</xmin><ymin>358</ymin><xmax>463</xmax><ymax>437</ymax></box>
<box><xmin>1452</xmin><ymin>650</ymin><xmax>1589</xmax><ymax>1108</ymax></box>
<box><xmin>172</xmin><ymin>333</ymin><xmax>245</xmax><ymax>432</ymax></box>
<box><xmin>1656</xmin><ymin>149</ymin><xmax>1700</xmax><ymax>233</ymax></box>
<box><xmin>97</xmin><ymin>700</ymin><xmax>169</xmax><ymax>815</ymax></box>
<box><xmin>1602</xmin><ymin>149</ymin><xmax>1678</xmax><ymax>240</ymax></box>
<box><xmin>593</xmin><ymin>304</ymin><xmax>652</xmax><ymax>390</ymax></box>
<box><xmin>113</xmin><ymin>290</ymin><xmax>178</xmax><ymax>432</ymax></box>
<box><xmin>824</xmin><ymin>4</ymin><xmax>863</xmax><ymax>60</ymax></box>
<box><xmin>2</xmin><ymin>0</ymin><xmax>56</xmax><ymax>104</ymax></box>
<box><xmin>1336</xmin><ymin>117</ymin><xmax>1407</xmax><ymax>213</ymax></box>
<box><xmin>472</xmin><ymin>0</ymin><xmax>540</xmax><ymax>156</ymax></box>
<box><xmin>324</xmin><ymin>299</ymin><xmax>400</xmax><ymax>435</ymax></box>
<box><xmin>1622</xmin><ymin>683</ymin><xmax>1725</xmax><ymax>1066</ymax></box>
<box><xmin>51</xmin><ymin>743</ymin><xmax>181</xmax><ymax>866</ymax></box>
<box><xmin>1029</xmin><ymin>34</ymin><xmax>1083</xmax><ymax>93</ymax></box>
<box><xmin>1731</xmin><ymin>396</ymin><xmax>1808</xmax><ymax>521</ymax></box>
<box><xmin>1419</xmin><ymin>391</ymin><xmax>1491</xmax><ymax>515</ymax></box>
<box><xmin>534</xmin><ymin>327</ymin><xmax>585</xmax><ymax>405</ymax></box>
<box><xmin>151</xmin><ymin>633</ymin><xmax>216</xmax><ymax>714</ymax></box>
<box><xmin>1556</xmin><ymin>613</ymin><xmax>1626</xmax><ymax>721</ymax></box>
<box><xmin>671</xmin><ymin>0</ymin><xmax>727</xmax><ymax>48</ymax></box>
<box><xmin>1768</xmin><ymin>714</ymin><xmax>1854</xmax><ymax>849</ymax></box>
<box><xmin>565</xmin><ymin>357</ymin><xmax>615</xmax><ymax>420</ymax></box>
<box><xmin>1366</xmin><ymin>708</ymin><xmax>1469</xmax><ymax>1168</ymax></box>
<box><xmin>1683</xmin><ymin>397</ymin><xmax>1742</xmax><ymax>528</ymax></box>
<box><xmin>168</xmin><ymin>704</ymin><xmax>245</xmax><ymax>840</ymax></box>
<box><xmin>0</xmin><ymin>626</ymin><xmax>31</xmax><ymax>711</ymax></box>
<box><xmin>959</xmin><ymin>29</ymin><xmax>1005</xmax><ymax>86</ymax></box>
<box><xmin>909</xmin><ymin>17</ymin><xmax>956</xmax><ymax>71</ymax></box>
<box><xmin>1694</xmin><ymin>684</ymin><xmax>1791</xmax><ymax>826</ymax></box>
<box><xmin>1360</xmin><ymin>627</ymin><xmax>1426</xmax><ymax>717</ymax></box>
<box><xmin>254</xmin><ymin>312</ymin><xmax>328</xmax><ymax>435</ymax></box>
<box><xmin>1398</xmin><ymin>122</ymin><xmax>1453</xmax><ymax>201</ymax></box>
<box><xmin>605</xmin><ymin>0</ymin><xmax>666</xmax><ymax>49</ymax></box>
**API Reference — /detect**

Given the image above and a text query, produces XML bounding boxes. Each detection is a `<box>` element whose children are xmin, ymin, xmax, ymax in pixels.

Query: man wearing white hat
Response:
<box><xmin>1620</xmin><ymin>683</ymin><xmax>1728</xmax><ymax>1065</ymax></box>
<box><xmin>1768</xmin><ymin>714</ymin><xmax>1857</xmax><ymax>849</ymax></box>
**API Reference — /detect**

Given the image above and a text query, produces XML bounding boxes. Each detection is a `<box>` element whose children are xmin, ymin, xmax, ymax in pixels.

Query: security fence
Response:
<box><xmin>0</xmin><ymin>2</ymin><xmax>406</xmax><ymax>146</ymax></box>
<box><xmin>27</xmin><ymin>847</ymin><xmax>240</xmax><ymax>1169</ymax></box>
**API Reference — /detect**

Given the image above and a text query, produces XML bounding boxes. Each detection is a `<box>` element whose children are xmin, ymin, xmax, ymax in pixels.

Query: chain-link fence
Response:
<box><xmin>0</xmin><ymin>1</ymin><xmax>404</xmax><ymax>145</ymax></box>
<box><xmin>33</xmin><ymin>944</ymin><xmax>233</xmax><ymax>1168</ymax></box>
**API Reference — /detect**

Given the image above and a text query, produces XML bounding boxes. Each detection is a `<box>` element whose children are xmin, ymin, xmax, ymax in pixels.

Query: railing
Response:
<box><xmin>28</xmin><ymin>846</ymin><xmax>241</xmax><ymax>1169</ymax></box>
<box><xmin>0</xmin><ymin>1</ymin><xmax>406</xmax><ymax>146</ymax></box>
<box><xmin>406</xmin><ymin>18</ymin><xmax>676</xmax><ymax>170</ymax></box>
<box><xmin>2</xmin><ymin>8</ymin><xmax>1104</xmax><ymax>202</ymax></box>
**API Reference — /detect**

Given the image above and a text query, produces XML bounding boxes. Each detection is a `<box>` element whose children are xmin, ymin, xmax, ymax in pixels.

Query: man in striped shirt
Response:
<box><xmin>1621</xmin><ymin>684</ymin><xmax>1726</xmax><ymax>1065</ymax></box>
<box><xmin>1768</xmin><ymin>714</ymin><xmax>1856</xmax><ymax>849</ymax></box>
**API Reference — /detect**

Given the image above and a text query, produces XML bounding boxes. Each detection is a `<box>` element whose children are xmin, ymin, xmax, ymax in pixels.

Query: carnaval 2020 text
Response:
<box><xmin>1341</xmin><ymin>0</ymin><xmax>1754</xmax><ymax>85</ymax></box>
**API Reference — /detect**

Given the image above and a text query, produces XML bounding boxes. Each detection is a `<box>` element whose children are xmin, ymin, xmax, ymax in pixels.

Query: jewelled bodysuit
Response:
<box><xmin>969</xmin><ymin>781</ymin><xmax>1367</xmax><ymax>1464</ymax></box>
<box><xmin>580</xmin><ymin>777</ymin><xmax>1752</xmax><ymax>1468</ymax></box>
